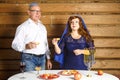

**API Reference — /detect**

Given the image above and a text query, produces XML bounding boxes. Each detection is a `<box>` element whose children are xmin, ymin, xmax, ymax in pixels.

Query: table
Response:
<box><xmin>8</xmin><ymin>70</ymin><xmax>119</xmax><ymax>80</ymax></box>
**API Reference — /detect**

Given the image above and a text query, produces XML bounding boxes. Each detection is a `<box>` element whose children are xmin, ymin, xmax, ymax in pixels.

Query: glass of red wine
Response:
<box><xmin>20</xmin><ymin>62</ymin><xmax>26</xmax><ymax>79</ymax></box>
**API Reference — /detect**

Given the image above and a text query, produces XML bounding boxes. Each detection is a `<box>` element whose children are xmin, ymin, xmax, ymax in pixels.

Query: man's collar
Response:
<box><xmin>28</xmin><ymin>18</ymin><xmax>41</xmax><ymax>24</ymax></box>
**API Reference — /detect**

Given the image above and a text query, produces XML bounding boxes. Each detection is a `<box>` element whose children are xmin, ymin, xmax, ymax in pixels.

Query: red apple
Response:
<box><xmin>98</xmin><ymin>70</ymin><xmax>103</xmax><ymax>75</ymax></box>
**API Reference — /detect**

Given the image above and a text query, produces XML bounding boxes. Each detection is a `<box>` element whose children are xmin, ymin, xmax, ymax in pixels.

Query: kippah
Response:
<box><xmin>29</xmin><ymin>2</ymin><xmax>39</xmax><ymax>10</ymax></box>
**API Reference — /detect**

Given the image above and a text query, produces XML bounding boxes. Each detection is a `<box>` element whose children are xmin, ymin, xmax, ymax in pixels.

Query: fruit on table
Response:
<box><xmin>41</xmin><ymin>74</ymin><xmax>49</xmax><ymax>79</ymax></box>
<box><xmin>61</xmin><ymin>70</ymin><xmax>79</xmax><ymax>75</ymax></box>
<box><xmin>40</xmin><ymin>73</ymin><xmax>59</xmax><ymax>79</ymax></box>
<box><xmin>98</xmin><ymin>70</ymin><xmax>103</xmax><ymax>75</ymax></box>
<box><xmin>74</xmin><ymin>73</ymin><xmax>82</xmax><ymax>80</ymax></box>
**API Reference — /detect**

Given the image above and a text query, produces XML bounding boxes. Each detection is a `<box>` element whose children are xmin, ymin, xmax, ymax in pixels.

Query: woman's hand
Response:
<box><xmin>52</xmin><ymin>38</ymin><xmax>60</xmax><ymax>45</ymax></box>
<box><xmin>52</xmin><ymin>38</ymin><xmax>61</xmax><ymax>54</ymax></box>
<box><xmin>74</xmin><ymin>49</ymin><xmax>90</xmax><ymax>55</ymax></box>
<box><xmin>73</xmin><ymin>49</ymin><xmax>83</xmax><ymax>55</ymax></box>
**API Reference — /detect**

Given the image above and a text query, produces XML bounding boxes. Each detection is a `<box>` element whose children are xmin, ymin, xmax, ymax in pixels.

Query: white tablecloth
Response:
<box><xmin>8</xmin><ymin>70</ymin><xmax>119</xmax><ymax>80</ymax></box>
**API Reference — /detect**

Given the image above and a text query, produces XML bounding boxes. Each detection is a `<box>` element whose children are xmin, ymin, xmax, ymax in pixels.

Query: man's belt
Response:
<box><xmin>23</xmin><ymin>53</ymin><xmax>45</xmax><ymax>57</ymax></box>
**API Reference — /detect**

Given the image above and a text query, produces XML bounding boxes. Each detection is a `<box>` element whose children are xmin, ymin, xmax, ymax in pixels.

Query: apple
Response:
<box><xmin>40</xmin><ymin>75</ymin><xmax>48</xmax><ymax>79</ymax></box>
<box><xmin>98</xmin><ymin>70</ymin><xmax>103</xmax><ymax>75</ymax></box>
<box><xmin>74</xmin><ymin>73</ymin><xmax>82</xmax><ymax>80</ymax></box>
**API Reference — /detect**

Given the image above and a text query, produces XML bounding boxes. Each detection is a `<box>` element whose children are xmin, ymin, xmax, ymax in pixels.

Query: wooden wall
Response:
<box><xmin>0</xmin><ymin>0</ymin><xmax>120</xmax><ymax>80</ymax></box>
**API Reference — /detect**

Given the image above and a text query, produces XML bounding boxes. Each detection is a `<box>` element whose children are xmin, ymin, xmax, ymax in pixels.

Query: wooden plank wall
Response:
<box><xmin>0</xmin><ymin>0</ymin><xmax>120</xmax><ymax>80</ymax></box>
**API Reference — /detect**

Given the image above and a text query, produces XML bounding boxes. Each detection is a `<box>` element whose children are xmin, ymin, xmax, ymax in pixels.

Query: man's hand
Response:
<box><xmin>47</xmin><ymin>59</ymin><xmax>52</xmax><ymax>70</ymax></box>
<box><xmin>25</xmin><ymin>42</ymin><xmax>37</xmax><ymax>49</ymax></box>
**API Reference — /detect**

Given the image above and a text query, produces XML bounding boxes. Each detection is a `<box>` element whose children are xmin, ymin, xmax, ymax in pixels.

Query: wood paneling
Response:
<box><xmin>88</xmin><ymin>25</ymin><xmax>120</xmax><ymax>37</ymax></box>
<box><xmin>1</xmin><ymin>24</ymin><xmax>120</xmax><ymax>38</ymax></box>
<box><xmin>42</xmin><ymin>0</ymin><xmax>120</xmax><ymax>3</ymax></box>
<box><xmin>0</xmin><ymin>61</ymin><xmax>19</xmax><ymax>70</ymax></box>
<box><xmin>0</xmin><ymin>48</ymin><xmax>120</xmax><ymax>60</ymax></box>
<box><xmin>0</xmin><ymin>15</ymin><xmax>120</xmax><ymax>24</ymax></box>
<box><xmin>95</xmin><ymin>48</ymin><xmax>120</xmax><ymax>58</ymax></box>
<box><xmin>1</xmin><ymin>0</ymin><xmax>120</xmax><ymax>3</ymax></box>
<box><xmin>0</xmin><ymin>49</ymin><xmax>20</xmax><ymax>59</ymax></box>
<box><xmin>94</xmin><ymin>38</ymin><xmax>120</xmax><ymax>48</ymax></box>
<box><xmin>0</xmin><ymin>1</ymin><xmax>120</xmax><ymax>80</ymax></box>
<box><xmin>0</xmin><ymin>38</ymin><xmax>120</xmax><ymax>48</ymax></box>
<box><xmin>0</xmin><ymin>3</ymin><xmax>120</xmax><ymax>13</ymax></box>
<box><xmin>92</xmin><ymin>60</ymin><xmax>120</xmax><ymax>69</ymax></box>
<box><xmin>0</xmin><ymin>60</ymin><xmax>120</xmax><ymax>70</ymax></box>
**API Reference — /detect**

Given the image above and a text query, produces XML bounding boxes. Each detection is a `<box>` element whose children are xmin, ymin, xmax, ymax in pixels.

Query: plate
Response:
<box><xmin>38</xmin><ymin>73</ymin><xmax>59</xmax><ymax>79</ymax></box>
<box><xmin>58</xmin><ymin>70</ymin><xmax>79</xmax><ymax>76</ymax></box>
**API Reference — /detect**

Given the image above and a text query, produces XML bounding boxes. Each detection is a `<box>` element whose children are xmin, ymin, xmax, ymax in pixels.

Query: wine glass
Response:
<box><xmin>84</xmin><ymin>47</ymin><xmax>96</xmax><ymax>77</ymax></box>
<box><xmin>35</xmin><ymin>66</ymin><xmax>41</xmax><ymax>75</ymax></box>
<box><xmin>20</xmin><ymin>62</ymin><xmax>26</xmax><ymax>79</ymax></box>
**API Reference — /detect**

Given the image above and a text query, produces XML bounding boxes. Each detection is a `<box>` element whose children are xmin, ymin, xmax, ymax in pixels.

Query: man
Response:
<box><xmin>12</xmin><ymin>2</ymin><xmax>52</xmax><ymax>71</ymax></box>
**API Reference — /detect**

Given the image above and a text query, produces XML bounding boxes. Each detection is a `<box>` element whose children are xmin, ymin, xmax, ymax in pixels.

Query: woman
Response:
<box><xmin>52</xmin><ymin>15</ymin><xmax>95</xmax><ymax>70</ymax></box>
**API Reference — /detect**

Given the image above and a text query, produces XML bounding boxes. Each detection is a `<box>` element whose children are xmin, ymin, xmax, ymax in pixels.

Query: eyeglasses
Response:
<box><xmin>30</xmin><ymin>10</ymin><xmax>41</xmax><ymax>13</ymax></box>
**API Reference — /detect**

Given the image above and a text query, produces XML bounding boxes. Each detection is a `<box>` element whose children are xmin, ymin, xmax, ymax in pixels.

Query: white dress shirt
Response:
<box><xmin>12</xmin><ymin>18</ymin><xmax>50</xmax><ymax>59</ymax></box>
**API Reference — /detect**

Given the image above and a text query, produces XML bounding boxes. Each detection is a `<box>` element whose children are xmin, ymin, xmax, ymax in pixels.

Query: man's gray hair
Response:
<box><xmin>29</xmin><ymin>2</ymin><xmax>39</xmax><ymax>10</ymax></box>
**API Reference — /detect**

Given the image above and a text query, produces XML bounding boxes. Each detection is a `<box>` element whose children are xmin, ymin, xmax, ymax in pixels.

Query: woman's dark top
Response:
<box><xmin>59</xmin><ymin>34</ymin><xmax>94</xmax><ymax>70</ymax></box>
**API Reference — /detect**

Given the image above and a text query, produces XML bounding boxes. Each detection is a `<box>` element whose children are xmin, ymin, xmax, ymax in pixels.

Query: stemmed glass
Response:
<box><xmin>20</xmin><ymin>61</ymin><xmax>26</xmax><ymax>79</ymax></box>
<box><xmin>35</xmin><ymin>66</ymin><xmax>41</xmax><ymax>75</ymax></box>
<box><xmin>84</xmin><ymin>47</ymin><xmax>96</xmax><ymax>77</ymax></box>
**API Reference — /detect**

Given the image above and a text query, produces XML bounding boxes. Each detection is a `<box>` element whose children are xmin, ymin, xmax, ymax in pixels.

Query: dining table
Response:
<box><xmin>8</xmin><ymin>70</ymin><xmax>119</xmax><ymax>80</ymax></box>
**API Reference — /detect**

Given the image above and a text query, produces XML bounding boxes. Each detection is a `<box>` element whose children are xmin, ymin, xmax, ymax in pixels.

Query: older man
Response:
<box><xmin>12</xmin><ymin>2</ymin><xmax>52</xmax><ymax>71</ymax></box>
